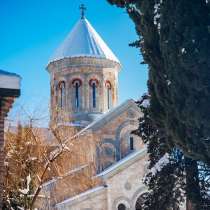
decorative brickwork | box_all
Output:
[47,57,121,126]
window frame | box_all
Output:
[89,79,99,109]
[72,78,82,109]
[58,81,65,109]
[105,81,112,110]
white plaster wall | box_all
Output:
[105,155,148,210]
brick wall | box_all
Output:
[0,110,5,209]
[0,97,16,208]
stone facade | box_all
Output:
[47,57,120,126]
[38,99,147,210]
[54,149,148,210]
[40,16,149,210]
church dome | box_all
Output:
[48,18,120,65]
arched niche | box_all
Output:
[115,120,139,159]
[96,140,117,172]
[112,196,131,210]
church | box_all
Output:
[38,6,148,210]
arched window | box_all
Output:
[93,83,96,108]
[106,81,112,109]
[130,136,134,151]
[58,81,65,109]
[100,142,116,171]
[118,203,126,210]
[89,79,99,108]
[72,79,82,109]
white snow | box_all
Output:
[19,174,31,195]
[42,164,88,187]
[49,18,120,64]
[141,99,150,108]
[55,186,105,208]
[27,157,37,162]
[97,148,147,178]
[181,48,186,54]
[0,70,21,90]
[167,80,171,86]
[150,153,170,176]
[153,3,161,33]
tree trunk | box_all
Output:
[185,157,201,210]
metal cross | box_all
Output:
[79,4,86,19]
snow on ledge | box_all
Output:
[0,70,21,90]
[96,148,147,179]
[55,185,106,208]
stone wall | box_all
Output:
[48,57,120,125]
[105,155,148,210]
[55,186,108,210]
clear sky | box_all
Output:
[0,0,148,125]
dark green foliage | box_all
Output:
[107,0,210,164]
[184,157,202,210]
[198,162,210,209]
[136,96,185,210]
[136,97,210,210]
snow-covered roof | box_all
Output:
[96,148,147,179]
[55,185,106,209]
[0,69,21,90]
[48,18,120,65]
[82,99,142,131]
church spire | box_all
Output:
[79,4,86,19]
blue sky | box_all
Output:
[0,0,148,125]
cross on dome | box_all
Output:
[79,4,86,19]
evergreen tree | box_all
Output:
[136,96,210,210]
[135,95,185,210]
[107,0,210,164]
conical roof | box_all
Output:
[48,18,120,64]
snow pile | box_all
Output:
[150,153,170,176]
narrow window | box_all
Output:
[130,136,134,150]
[92,82,96,108]
[72,79,82,109]
[89,79,98,109]
[75,82,79,108]
[106,81,112,109]
[107,88,110,109]
[58,81,65,109]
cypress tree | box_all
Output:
[107,0,210,164]
[136,96,210,210]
